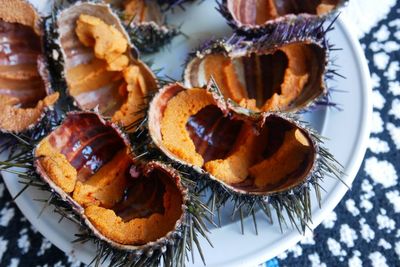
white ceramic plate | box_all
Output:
[2,1,372,266]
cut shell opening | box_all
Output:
[57,2,157,127]
[226,0,341,26]
[35,112,185,246]
[185,42,326,112]
[0,0,58,133]
[149,84,317,195]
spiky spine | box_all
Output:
[125,22,180,54]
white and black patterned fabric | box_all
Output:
[0,1,399,266]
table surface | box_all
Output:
[1,0,399,267]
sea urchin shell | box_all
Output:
[51,2,157,128]
[184,33,328,113]
[0,0,59,133]
[34,111,187,250]
[149,83,319,195]
[218,0,347,34]
[148,82,343,230]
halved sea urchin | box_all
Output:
[147,82,343,231]
[2,111,212,266]
[0,0,59,133]
[217,0,347,35]
[184,22,330,113]
[47,1,157,129]
[34,111,186,248]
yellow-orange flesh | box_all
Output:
[199,43,323,112]
[228,0,340,25]
[160,89,314,192]
[65,14,156,128]
[35,114,183,245]
[0,18,59,132]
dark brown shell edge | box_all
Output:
[147,81,344,233]
[216,0,349,36]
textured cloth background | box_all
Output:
[0,1,399,266]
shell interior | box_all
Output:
[149,84,316,195]
[185,42,326,112]
[0,0,58,133]
[226,0,341,26]
[56,2,156,127]
[35,112,184,247]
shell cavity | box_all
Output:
[218,0,347,34]
[0,0,59,133]
[54,2,157,128]
[34,111,187,249]
[148,83,319,196]
[184,35,328,113]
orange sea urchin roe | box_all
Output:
[85,180,182,245]
[0,18,59,133]
[203,126,260,184]
[160,89,216,167]
[36,144,183,245]
[160,89,259,184]
[72,150,131,208]
[76,14,129,71]
[249,128,311,189]
[66,14,155,128]
[35,117,183,246]
[160,89,313,191]
[35,138,78,193]
[0,93,59,133]
[200,43,315,112]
